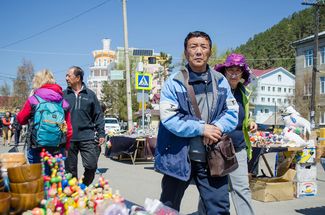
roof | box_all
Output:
[251,67,295,79]
[152,93,160,104]
[251,68,276,77]
[292,31,325,46]
[262,112,284,126]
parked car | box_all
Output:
[104,117,121,134]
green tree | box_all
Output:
[234,7,325,71]
[159,52,173,81]
[101,58,137,121]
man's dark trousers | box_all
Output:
[14,128,21,147]
[160,161,230,215]
[65,140,101,186]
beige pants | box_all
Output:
[2,128,12,145]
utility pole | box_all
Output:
[122,0,133,130]
[301,0,325,130]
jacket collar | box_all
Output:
[67,82,88,94]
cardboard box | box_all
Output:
[295,163,317,182]
[296,181,317,197]
[250,169,296,202]
[295,147,316,164]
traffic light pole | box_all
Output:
[122,0,133,130]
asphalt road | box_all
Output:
[1,140,325,215]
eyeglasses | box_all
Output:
[226,71,243,78]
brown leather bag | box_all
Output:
[181,70,238,177]
[206,135,238,177]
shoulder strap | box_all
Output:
[181,70,201,120]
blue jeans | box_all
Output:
[160,160,230,215]
[27,146,65,175]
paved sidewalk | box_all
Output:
[1,141,325,215]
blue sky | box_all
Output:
[0,0,306,89]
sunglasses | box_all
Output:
[226,71,243,78]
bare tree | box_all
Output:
[0,82,11,96]
[13,59,34,107]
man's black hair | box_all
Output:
[70,66,84,82]
[184,31,212,50]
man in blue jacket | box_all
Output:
[155,31,239,215]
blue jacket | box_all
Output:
[154,67,239,181]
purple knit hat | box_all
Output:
[214,53,251,86]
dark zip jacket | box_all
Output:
[63,83,105,142]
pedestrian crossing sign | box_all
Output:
[135,72,152,90]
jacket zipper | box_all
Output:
[75,94,79,110]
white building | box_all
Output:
[88,39,116,100]
[250,67,295,124]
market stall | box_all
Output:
[0,150,177,215]
[248,106,320,201]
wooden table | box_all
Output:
[108,136,155,165]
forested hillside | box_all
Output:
[233,7,325,73]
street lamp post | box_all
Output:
[122,0,133,130]
[301,0,325,129]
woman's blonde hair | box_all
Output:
[32,69,56,90]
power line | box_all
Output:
[0,49,89,56]
[0,0,111,49]
[0,74,15,80]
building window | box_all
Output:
[272,98,275,102]
[321,77,325,94]
[261,97,265,102]
[321,47,325,64]
[273,87,275,92]
[252,98,255,103]
[277,98,281,103]
[278,87,281,93]
[305,49,313,67]
[289,88,291,93]
[284,88,286,93]
[320,112,325,125]
[104,59,107,66]
[278,75,282,82]
[268,98,270,102]
[268,86,271,91]
[261,109,264,113]
[284,98,287,104]
[261,86,265,91]
[265,109,269,113]
[304,83,312,96]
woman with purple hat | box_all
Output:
[215,53,256,215]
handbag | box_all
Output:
[206,135,238,177]
[181,70,238,177]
